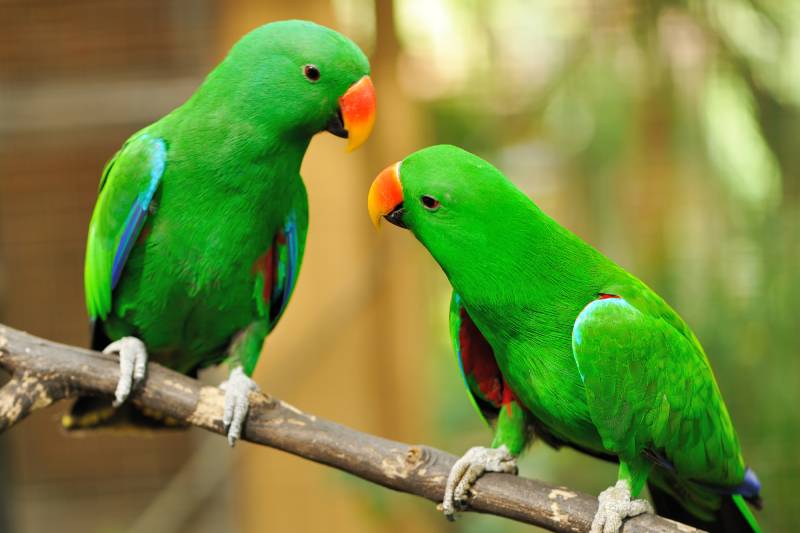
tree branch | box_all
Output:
[0,324,698,533]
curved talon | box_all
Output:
[220,367,260,447]
[441,445,517,520]
[590,480,653,533]
[103,336,148,407]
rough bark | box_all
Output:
[0,323,699,533]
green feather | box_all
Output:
[732,494,762,533]
[391,144,761,530]
[85,20,368,379]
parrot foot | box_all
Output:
[103,336,148,407]
[220,367,260,447]
[590,479,653,533]
[440,445,517,520]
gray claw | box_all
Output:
[441,445,517,519]
[103,336,148,407]
[220,367,260,446]
[590,480,653,533]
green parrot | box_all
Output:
[367,145,762,533]
[69,20,376,445]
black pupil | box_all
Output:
[422,195,439,209]
[305,65,320,81]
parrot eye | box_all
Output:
[303,64,321,82]
[421,195,440,210]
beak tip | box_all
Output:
[368,201,383,230]
[367,161,403,232]
[340,76,376,153]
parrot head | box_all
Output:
[367,145,535,274]
[199,20,375,151]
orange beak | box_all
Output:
[367,162,404,228]
[339,76,376,152]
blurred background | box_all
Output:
[0,0,798,532]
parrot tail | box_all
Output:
[61,321,187,433]
[62,396,186,432]
[648,469,762,533]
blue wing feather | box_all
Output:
[111,197,147,289]
[110,136,165,289]
[452,293,471,391]
[282,212,298,307]
[268,210,300,330]
[84,134,166,320]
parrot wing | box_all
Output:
[261,197,307,333]
[84,133,167,321]
[240,186,307,376]
[449,292,509,426]
[570,290,746,488]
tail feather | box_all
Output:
[90,319,112,352]
[648,481,762,533]
[62,396,186,432]
[649,482,718,531]
[63,320,186,433]
[725,495,762,533]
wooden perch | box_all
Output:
[0,323,698,533]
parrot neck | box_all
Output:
[438,203,613,337]
[178,101,310,164]
[159,94,311,199]
[178,66,320,161]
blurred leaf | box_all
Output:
[701,67,781,213]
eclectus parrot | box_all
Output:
[367,145,761,533]
[72,20,376,445]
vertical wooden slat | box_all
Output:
[0,2,217,532]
